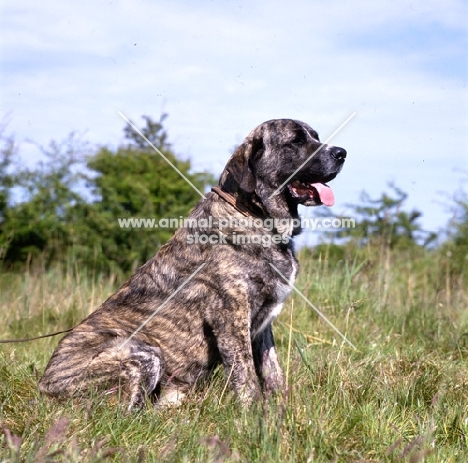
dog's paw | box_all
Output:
[236,383,262,407]
[156,388,186,409]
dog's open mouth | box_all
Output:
[288,180,335,206]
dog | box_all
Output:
[39,119,346,410]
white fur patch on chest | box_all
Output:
[274,264,297,303]
[253,264,297,338]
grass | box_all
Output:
[0,244,467,462]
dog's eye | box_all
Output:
[288,131,307,145]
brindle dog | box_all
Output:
[39,119,347,410]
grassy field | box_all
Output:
[0,244,467,462]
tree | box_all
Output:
[444,186,468,275]
[123,114,170,151]
[0,133,87,265]
[73,115,215,272]
[319,183,436,249]
[0,115,215,273]
[0,125,15,259]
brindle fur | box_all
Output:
[39,119,346,410]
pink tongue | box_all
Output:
[311,183,335,206]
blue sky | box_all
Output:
[1,0,467,244]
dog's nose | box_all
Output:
[330,147,347,161]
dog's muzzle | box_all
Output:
[287,146,347,207]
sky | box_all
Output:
[1,0,467,245]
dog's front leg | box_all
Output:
[214,324,261,406]
[252,324,285,394]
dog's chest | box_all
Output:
[274,263,297,303]
[252,259,298,338]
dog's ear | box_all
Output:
[226,135,264,193]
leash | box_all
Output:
[0,328,73,344]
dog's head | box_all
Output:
[219,119,347,223]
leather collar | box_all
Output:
[211,186,260,218]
